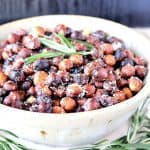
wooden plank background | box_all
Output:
[0,0,150,27]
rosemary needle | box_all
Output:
[24,33,92,64]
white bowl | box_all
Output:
[0,15,150,147]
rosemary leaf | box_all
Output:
[54,33,76,52]
[39,37,72,54]
[24,52,63,65]
[0,130,33,150]
[124,143,150,149]
[0,129,18,138]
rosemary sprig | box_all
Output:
[24,33,93,64]
[54,33,76,52]
[0,129,33,150]
[24,51,64,65]
[72,98,150,150]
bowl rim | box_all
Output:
[0,14,150,117]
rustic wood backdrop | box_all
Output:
[0,0,150,26]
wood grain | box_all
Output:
[0,0,150,26]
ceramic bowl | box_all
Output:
[0,15,150,147]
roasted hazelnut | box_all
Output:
[18,48,32,58]
[7,33,20,43]
[84,62,96,76]
[35,84,52,96]
[98,94,113,106]
[73,42,87,51]
[95,89,105,97]
[107,72,116,80]
[57,71,70,83]
[9,43,20,53]
[45,72,61,86]
[135,65,147,78]
[112,40,125,51]
[91,30,106,40]
[60,97,76,111]
[94,81,103,88]
[12,58,24,69]
[52,106,65,113]
[129,76,143,92]
[38,102,47,113]
[100,43,113,54]
[3,91,25,108]
[69,54,83,66]
[113,90,126,102]
[2,50,12,60]
[9,70,25,82]
[26,96,36,104]
[103,80,117,92]
[83,84,96,97]
[22,35,40,49]
[121,64,135,77]
[91,48,104,59]
[21,80,32,90]
[3,80,17,91]
[0,71,7,87]
[72,74,89,85]
[86,35,99,47]
[55,24,71,35]
[55,86,65,97]
[121,58,134,67]
[52,99,60,106]
[104,55,116,66]
[0,40,8,48]
[123,87,133,99]
[82,98,101,111]
[32,26,45,37]
[134,56,145,65]
[115,49,127,61]
[92,67,108,81]
[117,78,128,87]
[52,56,63,66]
[27,86,36,96]
[15,28,27,36]
[33,59,50,71]
[66,83,83,97]
[77,98,86,106]
[58,59,73,71]
[23,64,34,75]
[71,31,85,40]
[125,49,134,60]
[33,71,48,85]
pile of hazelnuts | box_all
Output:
[0,24,147,113]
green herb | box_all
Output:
[38,37,73,54]
[24,33,93,64]
[24,51,64,65]
[71,98,150,150]
[0,129,33,150]
[54,33,76,52]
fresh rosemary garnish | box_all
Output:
[0,129,33,150]
[71,98,150,150]
[24,33,93,64]
[24,51,64,65]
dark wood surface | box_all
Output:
[0,0,150,27]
